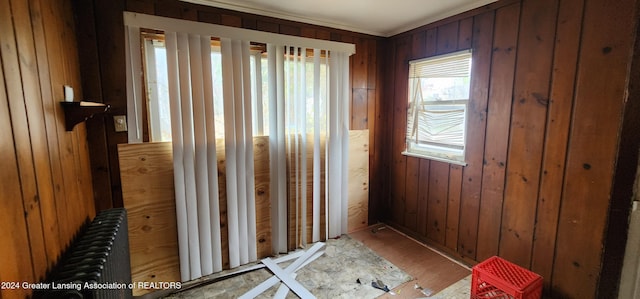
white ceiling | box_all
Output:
[180,0,498,37]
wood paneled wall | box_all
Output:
[73,0,384,218]
[382,0,639,298]
[0,0,96,296]
[73,0,639,297]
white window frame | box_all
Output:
[402,50,472,166]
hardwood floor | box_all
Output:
[349,224,471,298]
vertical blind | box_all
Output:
[124,12,354,282]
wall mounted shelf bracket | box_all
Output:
[61,101,111,131]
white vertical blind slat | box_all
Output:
[200,36,223,273]
[327,51,350,238]
[267,44,281,254]
[177,33,202,280]
[221,37,241,268]
[165,31,190,282]
[339,52,350,235]
[276,45,287,252]
[242,41,258,262]
[312,49,321,243]
[327,50,341,238]
[300,48,308,247]
[231,39,249,265]
[189,34,213,276]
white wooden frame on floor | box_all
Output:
[239,242,325,299]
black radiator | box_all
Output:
[35,208,133,299]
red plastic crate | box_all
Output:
[471,256,543,299]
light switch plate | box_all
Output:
[113,115,127,132]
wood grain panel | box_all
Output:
[93,0,127,209]
[60,0,96,225]
[552,0,637,296]
[404,157,420,231]
[351,88,368,130]
[445,165,463,251]
[367,39,378,89]
[436,21,460,54]
[499,0,557,268]
[30,0,71,251]
[348,130,370,232]
[0,47,34,299]
[427,161,449,244]
[457,18,473,50]
[531,0,584,290]
[457,11,494,260]
[42,0,83,245]
[0,0,47,279]
[369,39,384,225]
[119,142,180,296]
[352,38,368,89]
[390,36,411,225]
[382,0,638,296]
[425,29,437,57]
[0,0,95,293]
[475,3,520,262]
[215,138,229,269]
[405,30,428,234]
[73,0,113,212]
[417,160,430,237]
[253,137,271,258]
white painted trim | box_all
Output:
[263,258,315,298]
[402,151,468,167]
[123,12,355,54]
[239,242,325,299]
[274,272,297,299]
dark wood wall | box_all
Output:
[382,0,640,298]
[0,0,96,297]
[73,0,384,218]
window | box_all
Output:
[403,50,472,165]
[141,33,329,143]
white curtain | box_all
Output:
[268,46,350,252]
[220,38,258,267]
[165,31,223,281]
[124,12,353,282]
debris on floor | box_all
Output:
[371,225,387,234]
[239,242,325,299]
[414,283,434,297]
[372,279,390,292]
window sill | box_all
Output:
[401,151,468,167]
